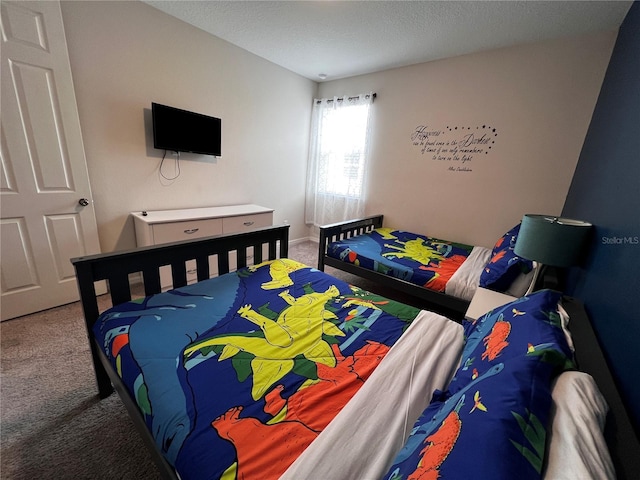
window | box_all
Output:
[305,93,374,226]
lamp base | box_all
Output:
[525,264,564,295]
[542,265,561,291]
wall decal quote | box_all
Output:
[411,125,498,172]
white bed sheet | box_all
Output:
[445,245,492,301]
[282,311,615,480]
[281,310,465,480]
[543,371,614,480]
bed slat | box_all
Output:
[253,244,263,264]
[171,262,188,288]
[237,247,247,269]
[218,253,230,275]
[109,273,133,306]
[142,267,162,296]
[195,255,210,282]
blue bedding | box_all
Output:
[383,290,575,480]
[92,259,422,480]
[327,228,474,292]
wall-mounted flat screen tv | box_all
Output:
[152,102,221,156]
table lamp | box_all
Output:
[514,214,593,295]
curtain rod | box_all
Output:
[315,93,376,105]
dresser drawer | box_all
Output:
[131,205,273,290]
[152,218,223,244]
[223,212,273,234]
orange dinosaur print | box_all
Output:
[421,254,468,292]
[213,342,390,479]
[264,342,390,431]
[264,385,286,416]
[490,249,507,263]
[481,320,511,361]
[211,405,317,480]
[408,410,462,480]
[111,333,129,357]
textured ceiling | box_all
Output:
[143,0,631,81]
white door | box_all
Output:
[1,0,103,321]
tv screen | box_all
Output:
[152,103,221,156]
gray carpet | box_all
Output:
[1,280,162,479]
[0,241,439,479]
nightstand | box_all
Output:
[465,287,517,321]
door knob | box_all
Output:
[78,198,89,206]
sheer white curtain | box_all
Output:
[305,93,374,227]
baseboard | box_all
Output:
[290,236,318,246]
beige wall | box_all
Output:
[61,1,316,252]
[61,0,616,252]
[318,31,616,248]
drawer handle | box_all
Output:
[243,221,254,226]
[184,228,200,234]
[186,268,197,275]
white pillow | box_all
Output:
[543,371,614,479]
[557,302,575,353]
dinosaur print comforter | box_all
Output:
[284,290,585,480]
[327,228,491,300]
[93,259,423,480]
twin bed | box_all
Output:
[318,214,534,315]
[72,224,637,479]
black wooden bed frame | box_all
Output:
[72,224,639,479]
[317,214,472,314]
[72,224,289,479]
[562,299,640,479]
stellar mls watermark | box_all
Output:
[601,235,639,245]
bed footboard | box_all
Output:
[317,214,384,271]
[72,224,290,398]
[71,225,288,479]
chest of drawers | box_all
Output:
[132,205,273,288]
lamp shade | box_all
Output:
[514,214,592,267]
